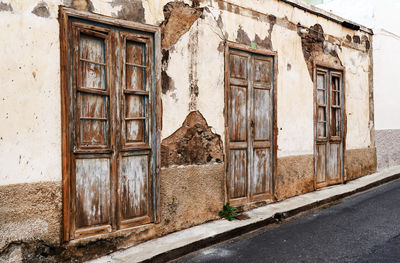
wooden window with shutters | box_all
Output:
[314,64,345,189]
[60,8,161,241]
[225,42,277,207]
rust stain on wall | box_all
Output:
[161,111,223,167]
[32,2,50,18]
[161,1,203,49]
[110,0,145,23]
[298,24,343,78]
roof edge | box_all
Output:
[279,0,374,35]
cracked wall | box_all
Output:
[0,0,376,261]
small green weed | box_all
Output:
[218,202,238,221]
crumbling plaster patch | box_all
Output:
[298,23,343,78]
[0,2,12,12]
[63,0,94,12]
[161,1,203,49]
[109,0,144,23]
[160,5,226,141]
[161,111,223,167]
[31,2,50,18]
[235,14,276,50]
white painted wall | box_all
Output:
[318,0,400,130]
[0,1,62,186]
[0,0,374,186]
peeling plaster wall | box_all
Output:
[0,0,375,260]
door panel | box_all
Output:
[67,20,156,239]
[72,25,113,237]
[253,89,271,141]
[229,86,247,141]
[327,143,341,183]
[119,154,151,222]
[227,48,274,205]
[228,51,250,204]
[252,149,271,195]
[118,33,153,229]
[250,56,273,200]
[316,144,326,184]
[229,150,247,199]
[230,54,248,80]
[75,158,111,228]
[315,68,343,188]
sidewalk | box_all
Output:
[89,166,400,263]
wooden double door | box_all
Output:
[314,67,344,188]
[225,45,275,206]
[62,16,158,240]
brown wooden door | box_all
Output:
[226,47,274,206]
[118,33,154,229]
[315,67,344,188]
[68,20,155,239]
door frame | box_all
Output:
[59,7,162,242]
[224,41,278,206]
[312,62,346,189]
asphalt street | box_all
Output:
[175,178,400,263]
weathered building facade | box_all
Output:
[0,0,376,261]
[317,0,400,170]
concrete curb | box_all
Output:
[89,166,400,263]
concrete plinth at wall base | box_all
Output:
[89,166,400,263]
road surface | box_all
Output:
[175,178,400,263]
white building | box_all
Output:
[317,0,400,169]
[0,0,377,261]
